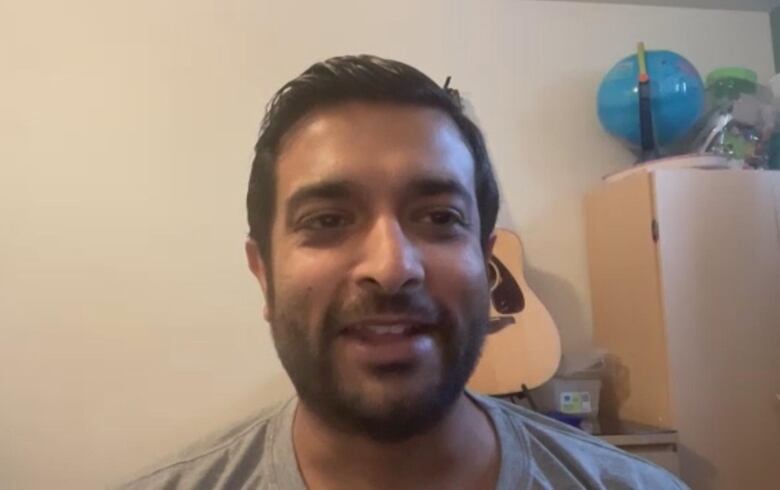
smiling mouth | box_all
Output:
[340,320,435,343]
[336,317,440,366]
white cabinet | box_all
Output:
[584,169,780,489]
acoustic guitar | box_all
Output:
[467,228,561,395]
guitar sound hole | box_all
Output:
[488,256,525,314]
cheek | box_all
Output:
[272,250,346,325]
[426,247,490,308]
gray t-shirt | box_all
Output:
[122,392,687,489]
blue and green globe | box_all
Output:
[597,50,705,152]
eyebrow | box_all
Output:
[404,176,473,204]
[285,179,359,224]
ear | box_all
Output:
[483,232,497,264]
[483,232,504,335]
[245,238,271,322]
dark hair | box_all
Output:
[247,54,499,265]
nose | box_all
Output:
[353,216,424,294]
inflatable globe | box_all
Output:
[597,50,705,152]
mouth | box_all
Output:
[338,318,438,364]
[341,322,432,342]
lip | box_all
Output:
[338,316,438,365]
[340,316,435,333]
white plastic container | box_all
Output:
[532,377,602,417]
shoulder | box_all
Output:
[119,399,293,490]
[471,393,688,490]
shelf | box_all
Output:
[536,0,777,13]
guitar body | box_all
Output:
[467,228,561,395]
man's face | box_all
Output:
[247,101,493,441]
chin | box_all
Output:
[325,371,463,441]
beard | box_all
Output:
[268,285,490,443]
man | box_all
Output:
[124,55,686,489]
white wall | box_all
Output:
[1,1,773,487]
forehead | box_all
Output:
[274,101,476,205]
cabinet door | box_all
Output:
[654,169,780,490]
[585,172,673,427]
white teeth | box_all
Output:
[366,325,409,335]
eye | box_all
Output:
[300,212,352,230]
[422,209,466,227]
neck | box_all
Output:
[292,392,499,489]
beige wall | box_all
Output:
[0,1,773,487]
